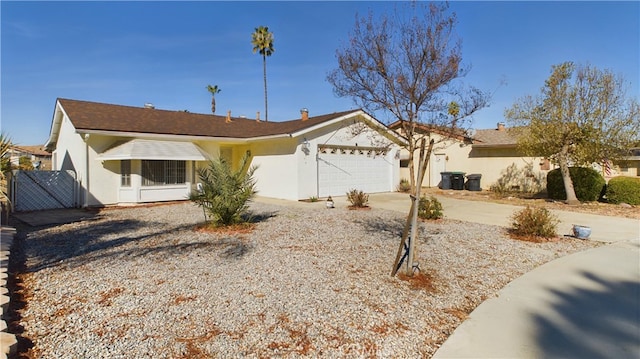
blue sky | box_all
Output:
[2,1,638,145]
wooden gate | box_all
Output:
[10,170,79,211]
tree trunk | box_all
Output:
[407,139,427,276]
[263,54,268,122]
[559,144,580,205]
[408,150,416,193]
[211,97,216,114]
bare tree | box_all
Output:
[506,62,640,204]
[328,2,489,276]
[327,2,489,192]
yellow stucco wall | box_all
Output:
[400,133,550,192]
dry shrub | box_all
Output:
[509,205,559,240]
[346,189,369,208]
[418,196,443,220]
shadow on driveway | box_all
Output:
[534,270,640,358]
[12,208,102,227]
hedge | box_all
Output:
[546,167,605,202]
[605,176,640,205]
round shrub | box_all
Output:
[418,196,443,220]
[546,167,605,202]
[510,206,559,239]
[605,176,640,205]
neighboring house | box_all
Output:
[391,121,550,191]
[604,147,640,178]
[7,145,52,170]
[45,98,404,207]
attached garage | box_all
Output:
[317,145,394,198]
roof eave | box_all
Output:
[76,129,292,143]
[44,99,66,151]
[289,110,407,146]
[471,143,518,149]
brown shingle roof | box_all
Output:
[11,145,51,156]
[388,119,523,147]
[388,120,472,142]
[472,128,519,147]
[58,98,358,139]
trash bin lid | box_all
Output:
[440,171,452,175]
[451,171,466,175]
[466,174,482,178]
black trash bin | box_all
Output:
[440,172,453,189]
[466,174,482,191]
[450,172,466,190]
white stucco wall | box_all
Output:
[51,111,93,206]
[249,138,299,201]
[251,118,401,201]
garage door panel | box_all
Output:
[318,153,391,197]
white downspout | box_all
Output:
[83,133,90,207]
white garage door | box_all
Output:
[318,149,392,198]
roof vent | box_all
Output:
[144,103,155,109]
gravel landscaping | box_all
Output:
[12,201,600,358]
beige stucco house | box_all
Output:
[391,121,551,191]
[45,98,405,207]
[392,119,640,192]
[7,145,52,170]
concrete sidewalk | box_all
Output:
[363,192,639,244]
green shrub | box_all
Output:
[605,176,640,205]
[308,196,319,202]
[510,206,559,238]
[418,196,443,220]
[546,167,605,202]
[397,178,411,193]
[189,154,258,227]
[346,189,369,207]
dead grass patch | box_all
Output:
[194,222,256,235]
[397,271,437,293]
[508,232,561,243]
[173,295,197,305]
[97,287,125,306]
[444,307,470,321]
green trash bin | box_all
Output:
[450,172,465,190]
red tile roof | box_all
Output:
[57,98,359,139]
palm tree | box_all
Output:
[1,133,12,218]
[206,84,221,114]
[251,26,274,122]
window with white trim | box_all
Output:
[141,160,186,186]
[121,160,131,187]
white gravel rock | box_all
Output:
[15,201,599,358]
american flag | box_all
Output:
[603,159,611,176]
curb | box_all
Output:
[0,227,17,358]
